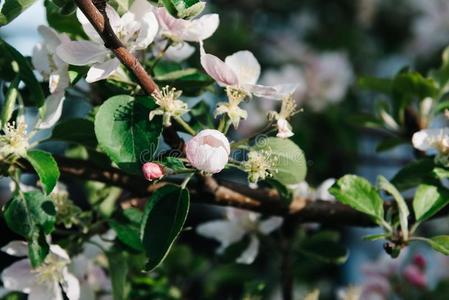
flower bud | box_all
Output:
[403,265,427,288]
[185,129,230,173]
[142,162,164,181]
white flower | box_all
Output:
[196,207,283,264]
[31,25,70,129]
[412,128,449,155]
[149,86,189,126]
[185,129,230,173]
[0,120,30,159]
[1,241,80,300]
[242,150,278,185]
[291,178,336,201]
[215,87,248,128]
[155,7,219,42]
[200,42,297,99]
[269,95,299,138]
[56,0,158,83]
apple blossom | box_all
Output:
[412,127,449,154]
[199,42,297,99]
[1,241,80,300]
[403,265,427,288]
[56,0,158,83]
[242,149,278,186]
[196,207,283,264]
[268,95,299,138]
[149,86,189,127]
[142,162,165,181]
[291,178,336,201]
[0,120,29,159]
[185,129,230,173]
[215,87,248,128]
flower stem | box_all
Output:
[217,116,226,132]
[181,172,195,189]
[174,116,196,136]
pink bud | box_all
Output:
[403,265,427,289]
[142,162,164,181]
[185,129,230,173]
[413,254,426,270]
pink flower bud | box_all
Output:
[403,265,427,289]
[185,129,230,173]
[413,254,426,270]
[142,162,164,181]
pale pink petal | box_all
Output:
[50,245,71,262]
[76,9,102,43]
[29,281,63,300]
[236,235,259,264]
[86,58,120,83]
[276,118,294,138]
[38,92,66,129]
[196,220,246,253]
[1,259,35,293]
[56,41,109,66]
[258,217,283,234]
[105,5,122,33]
[225,50,260,85]
[199,43,238,86]
[178,14,219,42]
[37,25,63,51]
[129,0,156,20]
[165,42,195,62]
[248,83,298,100]
[1,241,28,257]
[32,44,51,76]
[133,12,159,50]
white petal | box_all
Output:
[32,44,51,76]
[315,178,336,201]
[29,281,63,300]
[196,220,246,253]
[37,25,64,51]
[249,83,298,100]
[38,92,66,129]
[132,12,159,50]
[86,58,120,83]
[105,5,122,33]
[276,118,294,138]
[412,128,449,152]
[49,66,70,93]
[76,9,102,42]
[50,244,71,262]
[236,235,259,264]
[129,0,156,20]
[165,43,195,62]
[258,217,283,234]
[1,259,35,293]
[62,270,81,300]
[199,42,238,86]
[56,41,109,66]
[179,14,219,42]
[1,241,29,257]
[225,51,260,85]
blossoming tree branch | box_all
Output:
[1,0,449,299]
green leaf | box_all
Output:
[253,137,307,185]
[378,176,409,240]
[330,175,384,223]
[391,158,436,191]
[160,0,205,18]
[95,95,162,174]
[3,191,56,266]
[1,75,19,128]
[413,184,449,222]
[26,150,60,194]
[106,249,129,300]
[298,231,348,264]
[425,236,449,255]
[0,0,37,26]
[140,185,190,271]
[0,38,45,106]
[50,118,97,148]
[433,167,449,179]
[109,208,143,252]
[376,137,405,152]
[44,0,85,37]
[189,100,214,131]
[357,76,392,94]
[160,156,185,172]
[362,233,387,241]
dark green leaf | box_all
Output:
[391,158,436,191]
[298,231,348,264]
[44,0,85,37]
[95,95,162,174]
[140,185,190,271]
[189,100,214,131]
[376,137,405,152]
[0,0,37,26]
[330,175,384,222]
[109,209,143,252]
[357,76,392,94]
[413,184,449,222]
[106,249,129,300]
[160,156,185,171]
[50,118,97,148]
[26,150,60,194]
[0,38,45,106]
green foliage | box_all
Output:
[160,0,205,19]
[107,248,129,300]
[391,158,436,191]
[26,150,60,194]
[425,236,449,255]
[95,95,162,174]
[0,75,19,128]
[0,0,37,26]
[254,137,307,185]
[413,184,449,222]
[109,208,144,252]
[0,38,45,107]
[50,118,97,148]
[298,231,348,264]
[160,156,185,172]
[140,185,190,271]
[189,100,215,130]
[3,191,56,266]
[44,0,85,37]
[330,175,384,223]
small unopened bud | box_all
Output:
[403,265,427,288]
[413,254,426,270]
[142,162,164,181]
